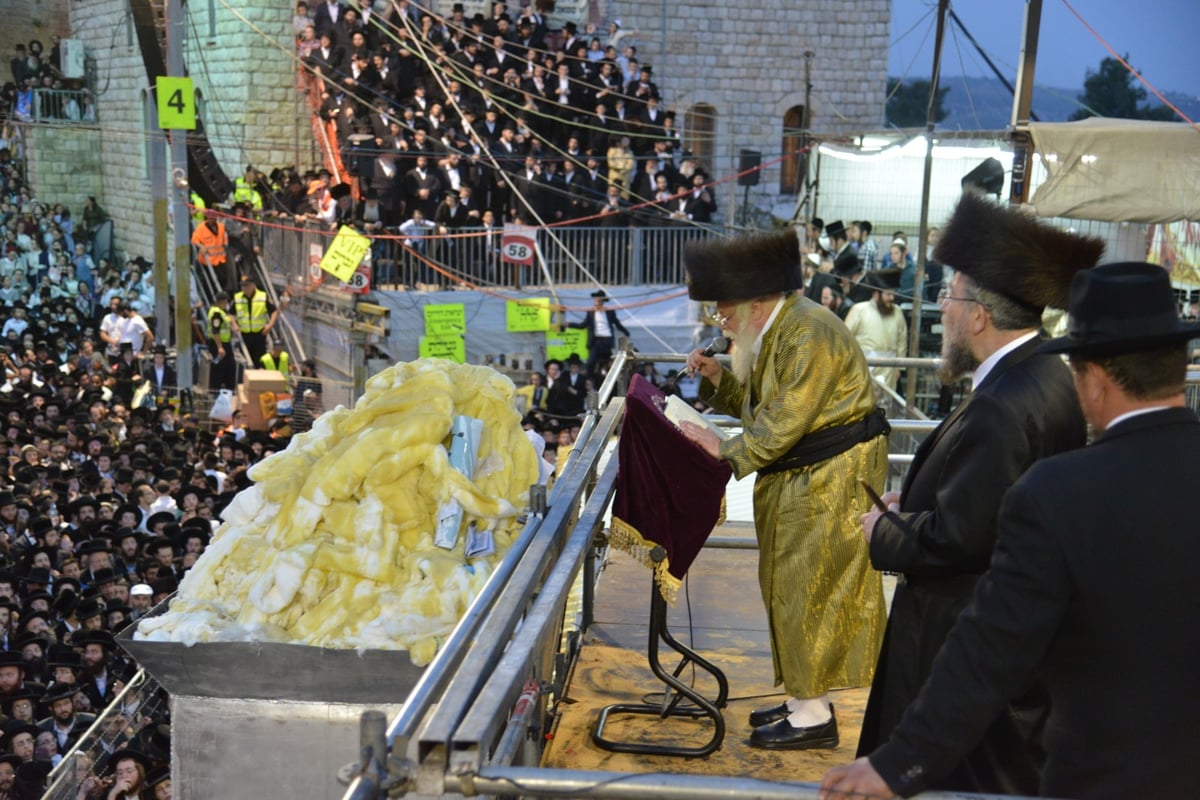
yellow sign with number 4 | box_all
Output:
[156,77,196,130]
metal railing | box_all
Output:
[343,352,1200,799]
[28,88,97,124]
[261,221,721,290]
[44,669,169,800]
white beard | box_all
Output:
[727,321,759,385]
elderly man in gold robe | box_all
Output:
[679,229,889,750]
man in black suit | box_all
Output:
[825,220,870,303]
[568,289,631,381]
[140,344,177,405]
[546,354,587,418]
[823,260,1200,799]
[312,0,345,39]
[853,192,1102,794]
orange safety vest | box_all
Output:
[191,221,228,266]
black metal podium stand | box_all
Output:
[592,551,729,758]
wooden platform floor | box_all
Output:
[543,523,886,782]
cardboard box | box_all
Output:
[237,386,270,431]
[243,368,290,396]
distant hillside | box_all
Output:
[930,76,1200,130]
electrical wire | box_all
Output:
[947,22,982,130]
[1058,0,1199,131]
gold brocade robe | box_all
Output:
[702,294,887,697]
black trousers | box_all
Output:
[242,331,267,369]
[586,336,614,380]
[208,340,237,391]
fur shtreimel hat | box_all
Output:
[934,191,1105,311]
[684,229,803,302]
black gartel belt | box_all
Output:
[758,407,890,476]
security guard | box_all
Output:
[260,338,291,377]
[190,213,230,291]
[206,292,238,390]
[231,165,264,212]
[232,275,278,368]
[189,191,207,224]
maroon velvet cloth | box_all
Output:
[613,375,732,584]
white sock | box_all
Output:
[786,694,832,727]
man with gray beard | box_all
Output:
[679,229,889,750]
[853,192,1102,793]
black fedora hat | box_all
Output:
[1041,262,1200,357]
[824,220,848,240]
[861,267,902,292]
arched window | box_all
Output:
[780,105,806,194]
[684,104,717,172]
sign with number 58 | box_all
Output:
[501,224,536,266]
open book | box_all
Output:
[663,394,732,440]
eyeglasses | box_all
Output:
[707,308,730,328]
[937,288,983,308]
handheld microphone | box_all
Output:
[701,336,729,357]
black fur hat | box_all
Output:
[934,192,1105,311]
[684,229,803,302]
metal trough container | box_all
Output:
[120,632,423,799]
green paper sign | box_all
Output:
[424,303,466,336]
[545,327,589,363]
[506,297,552,332]
[419,335,466,363]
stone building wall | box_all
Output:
[607,0,890,214]
[68,0,158,259]
[64,0,303,259]
[24,125,104,219]
[184,1,307,174]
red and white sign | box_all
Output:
[501,224,537,266]
[308,243,324,287]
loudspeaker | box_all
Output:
[738,149,761,187]
[961,158,1005,196]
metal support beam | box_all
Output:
[167,0,193,387]
[441,766,1025,800]
[905,0,949,411]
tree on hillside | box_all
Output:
[886,78,950,128]
[1069,55,1176,121]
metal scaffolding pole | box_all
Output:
[167,0,193,387]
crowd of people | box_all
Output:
[194,0,718,290]
[0,133,324,797]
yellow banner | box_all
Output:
[321,226,372,283]
[419,335,466,363]
[545,327,589,362]
[506,297,551,332]
[424,303,466,336]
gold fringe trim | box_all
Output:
[610,516,683,604]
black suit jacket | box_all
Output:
[312,1,345,36]
[547,371,586,417]
[141,364,178,398]
[859,335,1086,792]
[569,309,630,348]
[872,407,1200,798]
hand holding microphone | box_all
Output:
[686,335,728,381]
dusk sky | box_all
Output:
[889,1,1200,101]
